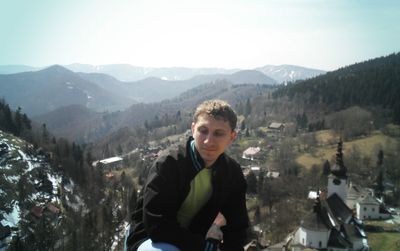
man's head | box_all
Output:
[192,100,237,167]
[193,99,237,131]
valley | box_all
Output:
[1,53,400,250]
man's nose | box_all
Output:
[204,133,214,144]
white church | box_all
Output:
[289,140,388,251]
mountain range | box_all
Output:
[0,62,324,143]
[35,80,269,143]
[0,65,278,116]
[0,63,325,83]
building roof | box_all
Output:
[99,156,123,165]
[266,171,280,178]
[31,205,44,218]
[326,193,353,224]
[358,194,379,205]
[46,202,61,214]
[268,122,284,129]
[243,147,261,156]
[327,228,352,248]
[342,223,364,242]
[300,209,331,231]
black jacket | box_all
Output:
[127,137,249,251]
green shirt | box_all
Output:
[177,167,213,228]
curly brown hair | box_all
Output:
[193,99,237,130]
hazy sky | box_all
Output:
[1,0,399,70]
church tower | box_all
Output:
[327,140,349,201]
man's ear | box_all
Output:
[191,122,196,135]
[230,130,237,143]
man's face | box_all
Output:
[191,114,237,167]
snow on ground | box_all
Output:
[0,201,21,228]
[48,173,62,195]
[63,178,75,193]
[65,192,88,213]
[28,192,41,202]
[5,175,19,183]
[111,221,129,251]
[18,149,36,173]
[1,164,12,170]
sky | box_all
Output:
[0,0,399,71]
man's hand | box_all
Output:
[206,223,223,241]
[206,212,226,241]
[213,212,226,227]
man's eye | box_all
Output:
[214,131,225,137]
[198,128,208,134]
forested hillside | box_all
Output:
[273,53,400,122]
[1,99,135,250]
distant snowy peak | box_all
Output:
[64,64,238,82]
[255,64,326,83]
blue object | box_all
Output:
[137,239,181,251]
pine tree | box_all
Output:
[14,107,23,136]
[245,98,252,117]
[375,150,385,198]
[323,160,331,176]
[246,171,258,194]
[241,120,246,131]
[41,123,49,144]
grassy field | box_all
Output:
[296,130,399,169]
[295,153,325,168]
[315,130,336,145]
[367,232,400,251]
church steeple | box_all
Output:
[331,139,347,178]
[327,139,348,201]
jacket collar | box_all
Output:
[188,137,204,172]
[187,136,224,173]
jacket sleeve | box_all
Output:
[220,165,249,251]
[142,156,216,251]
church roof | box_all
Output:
[326,193,354,224]
[301,199,333,231]
[342,223,364,241]
[328,228,352,248]
[300,209,333,231]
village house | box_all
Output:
[93,156,123,170]
[266,171,280,179]
[266,122,285,140]
[356,195,390,221]
[268,122,285,131]
[346,184,390,220]
[242,147,261,160]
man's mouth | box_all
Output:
[202,148,216,152]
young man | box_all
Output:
[126,100,249,251]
